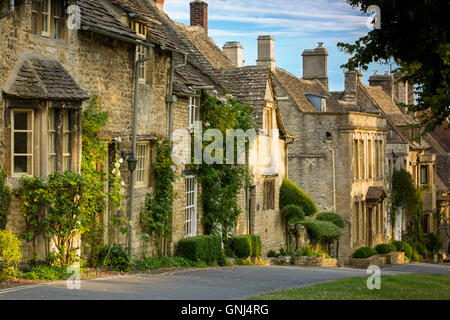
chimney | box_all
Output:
[343,70,361,103]
[369,71,394,99]
[190,0,208,35]
[392,73,415,105]
[223,42,244,67]
[302,43,329,90]
[257,35,275,69]
[154,0,165,10]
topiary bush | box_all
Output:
[353,246,378,259]
[315,212,346,228]
[281,205,305,223]
[279,178,317,216]
[393,241,413,259]
[375,243,397,254]
[177,235,222,263]
[299,220,342,245]
[249,235,262,257]
[230,236,252,258]
[0,230,22,281]
[96,244,131,272]
[0,171,11,230]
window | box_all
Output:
[185,176,198,237]
[420,165,428,185]
[136,142,150,187]
[305,94,326,112]
[358,139,365,179]
[31,0,63,39]
[48,109,56,173]
[263,107,273,136]
[130,20,147,83]
[12,110,34,176]
[62,110,71,171]
[353,139,359,180]
[263,180,275,210]
[368,140,373,179]
[189,96,200,129]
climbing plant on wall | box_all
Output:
[0,171,11,230]
[140,138,175,257]
[191,91,256,238]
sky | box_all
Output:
[164,0,394,92]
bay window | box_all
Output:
[12,110,34,176]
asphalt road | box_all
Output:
[0,263,448,300]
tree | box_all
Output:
[338,0,450,136]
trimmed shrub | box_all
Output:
[0,230,22,281]
[281,205,305,223]
[375,243,397,254]
[250,235,262,257]
[393,241,413,259]
[315,212,346,228]
[267,250,279,258]
[279,178,317,216]
[354,246,378,259]
[230,236,252,258]
[96,244,131,272]
[177,235,222,263]
[0,171,11,230]
[299,220,342,245]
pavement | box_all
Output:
[0,263,448,300]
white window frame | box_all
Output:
[135,141,150,187]
[41,0,51,37]
[131,20,147,83]
[48,109,57,173]
[62,110,71,171]
[188,96,200,129]
[185,175,198,238]
[12,109,34,177]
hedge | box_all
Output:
[315,212,346,228]
[279,178,317,216]
[393,241,413,259]
[230,235,262,258]
[177,235,222,263]
[96,244,131,272]
[354,246,378,259]
[0,230,22,281]
[299,220,342,245]
[375,243,397,254]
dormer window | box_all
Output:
[130,20,148,83]
[31,0,64,39]
[305,93,327,112]
[130,20,147,39]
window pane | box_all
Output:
[14,112,30,130]
[14,156,30,173]
[14,132,31,154]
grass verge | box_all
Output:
[248,274,450,300]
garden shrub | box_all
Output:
[297,245,321,257]
[230,236,252,258]
[411,248,423,262]
[266,250,279,258]
[281,205,305,223]
[393,241,413,259]
[354,246,378,259]
[250,235,261,257]
[315,212,346,228]
[279,178,317,216]
[410,241,429,257]
[21,265,69,280]
[177,235,222,263]
[0,171,11,230]
[0,230,22,281]
[424,233,442,254]
[375,243,397,254]
[299,220,342,245]
[96,244,131,272]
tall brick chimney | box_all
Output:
[190,0,208,35]
[302,43,329,90]
[369,71,394,99]
[154,0,165,10]
[257,35,276,69]
[223,42,244,67]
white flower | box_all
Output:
[212,90,218,95]
[170,165,176,172]
[205,122,211,127]
[119,158,124,164]
[121,181,125,186]
[112,168,117,174]
[115,162,120,168]
[117,171,121,177]
[120,188,125,195]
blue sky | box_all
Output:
[164,0,393,92]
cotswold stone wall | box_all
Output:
[0,2,197,261]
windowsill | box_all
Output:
[30,33,68,48]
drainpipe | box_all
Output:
[0,0,15,38]
[162,45,188,141]
[327,144,336,212]
[128,46,153,258]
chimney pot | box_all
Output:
[154,0,165,10]
[190,0,208,35]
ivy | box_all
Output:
[0,171,11,230]
[391,169,427,244]
[140,138,175,257]
[191,91,256,238]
